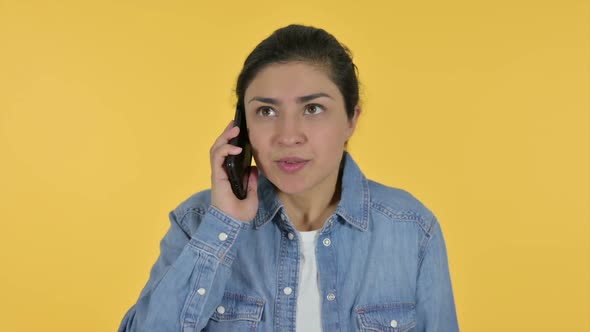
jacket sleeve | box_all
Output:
[118,204,249,332]
[415,218,460,332]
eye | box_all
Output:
[304,104,325,115]
[256,106,277,117]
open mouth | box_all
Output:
[276,158,308,173]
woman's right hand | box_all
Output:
[210,120,259,222]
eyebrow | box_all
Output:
[247,93,333,105]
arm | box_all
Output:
[118,205,248,332]
[119,119,259,331]
[415,219,460,332]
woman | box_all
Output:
[119,24,459,332]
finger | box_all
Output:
[211,143,242,169]
[210,144,243,180]
[210,125,240,155]
[212,121,238,149]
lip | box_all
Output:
[276,157,309,174]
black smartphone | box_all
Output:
[223,104,253,200]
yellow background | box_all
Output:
[1,0,588,331]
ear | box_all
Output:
[345,105,362,140]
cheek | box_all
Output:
[248,120,279,148]
[313,123,349,146]
[248,130,270,161]
[249,126,264,143]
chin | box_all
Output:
[266,173,311,195]
[277,184,310,195]
[274,177,307,193]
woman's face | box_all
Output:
[244,61,360,196]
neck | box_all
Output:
[277,165,343,232]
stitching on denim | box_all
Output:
[362,171,370,230]
[208,205,249,230]
[356,302,416,331]
[356,302,416,313]
[335,171,370,231]
[172,210,191,237]
[370,201,436,236]
[274,234,289,331]
[415,225,434,295]
[210,208,243,265]
[176,205,205,224]
[371,202,425,226]
[417,214,438,267]
[371,202,421,221]
[187,240,234,268]
[180,252,210,326]
[209,291,265,322]
[174,205,207,238]
[254,203,282,229]
[187,239,218,259]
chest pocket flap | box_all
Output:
[356,302,416,332]
[210,292,265,322]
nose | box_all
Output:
[276,116,306,147]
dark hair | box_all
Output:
[235,24,361,120]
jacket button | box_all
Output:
[326,293,336,301]
[216,306,225,314]
[197,288,206,295]
[390,319,398,328]
[322,238,331,247]
[287,232,295,240]
[283,287,293,295]
[218,232,228,241]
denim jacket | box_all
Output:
[118,152,459,332]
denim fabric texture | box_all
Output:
[119,152,459,332]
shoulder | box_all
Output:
[367,180,438,235]
[169,189,212,236]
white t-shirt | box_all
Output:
[296,230,322,332]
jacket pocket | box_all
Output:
[205,291,265,331]
[356,302,416,332]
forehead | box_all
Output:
[245,62,341,99]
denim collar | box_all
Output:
[253,152,369,231]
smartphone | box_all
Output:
[223,104,253,200]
